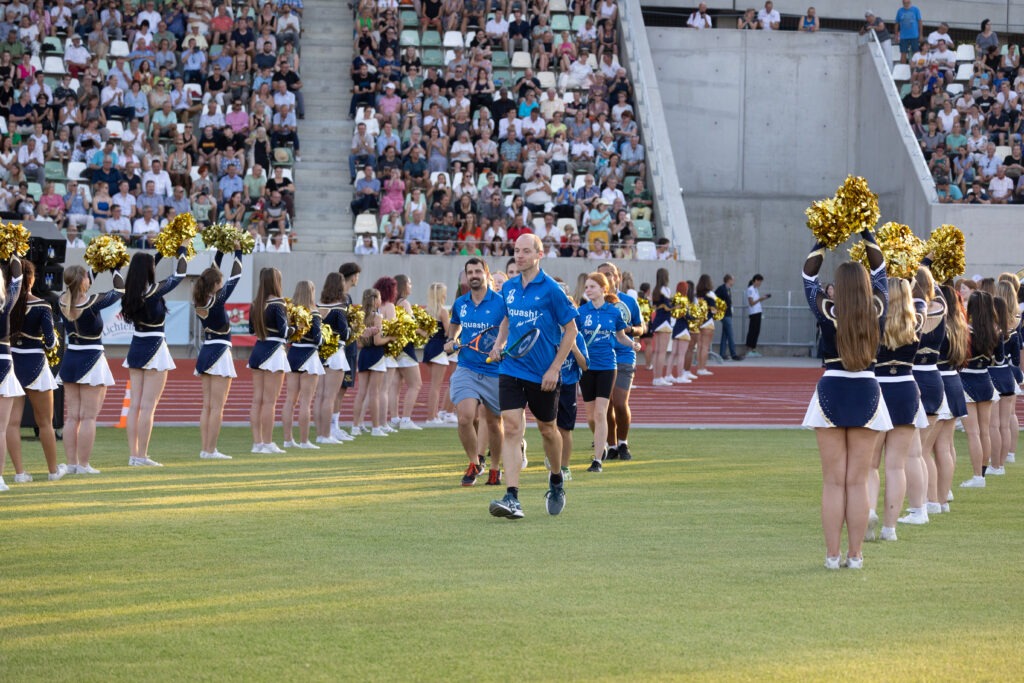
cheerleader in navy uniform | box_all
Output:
[373,276,400,432]
[388,274,423,431]
[694,274,717,377]
[422,282,451,426]
[802,230,891,570]
[665,281,692,384]
[934,284,969,507]
[649,268,672,386]
[121,244,189,467]
[0,257,22,492]
[351,288,391,437]
[192,246,244,461]
[314,272,352,445]
[997,274,1021,463]
[329,263,361,438]
[58,265,124,475]
[282,280,324,449]
[959,290,999,488]
[6,261,63,481]
[248,267,290,454]
[578,271,638,473]
[866,277,929,538]
[986,288,1020,475]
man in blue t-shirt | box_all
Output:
[597,262,645,462]
[488,234,578,519]
[894,0,923,63]
[446,258,507,487]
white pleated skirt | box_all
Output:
[72,355,115,386]
[26,363,59,391]
[426,351,450,365]
[258,345,290,373]
[123,340,176,371]
[325,349,351,371]
[296,353,326,376]
[205,350,238,377]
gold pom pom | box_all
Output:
[346,304,365,342]
[318,325,340,362]
[201,222,257,255]
[0,221,31,260]
[285,298,313,342]
[877,221,926,280]
[689,299,708,333]
[410,305,438,348]
[638,298,652,327]
[45,337,61,368]
[83,235,130,273]
[382,307,418,357]
[806,176,879,250]
[154,212,198,260]
[926,224,966,284]
[713,297,727,321]
[671,292,689,318]
[237,230,256,255]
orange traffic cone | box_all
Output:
[116,380,131,428]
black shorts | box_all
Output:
[499,374,559,423]
[557,382,577,431]
[579,368,616,402]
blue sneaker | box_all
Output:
[545,483,566,516]
[489,493,524,519]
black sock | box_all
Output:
[550,472,563,486]
[507,486,519,499]
[982,465,988,476]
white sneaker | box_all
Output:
[424,417,446,426]
[898,509,929,525]
[444,412,458,424]
[880,526,898,541]
[296,441,320,449]
[78,464,101,474]
[400,418,422,431]
[0,476,7,492]
[58,463,68,475]
[282,440,299,448]
[684,371,698,380]
[252,443,268,454]
[389,417,401,427]
[265,443,286,454]
[988,466,1005,476]
[1006,452,1016,463]
[333,429,354,442]
[941,503,950,513]
[128,457,163,467]
[960,475,986,488]
[946,489,954,502]
[672,374,692,384]
[926,502,942,514]
[865,510,879,541]
[64,464,79,475]
[350,426,363,437]
[652,377,672,387]
[371,427,388,437]
[13,472,32,483]
[315,436,342,445]
[844,555,864,569]
[201,451,233,460]
[696,369,713,376]
[747,350,762,358]
[382,424,397,434]
[48,470,65,481]
[824,555,841,570]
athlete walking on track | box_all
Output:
[489,234,579,519]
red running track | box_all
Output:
[97,361,1024,428]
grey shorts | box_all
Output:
[614,363,635,391]
[449,365,501,415]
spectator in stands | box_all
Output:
[927,22,954,48]
[928,40,956,84]
[935,176,962,203]
[978,143,1001,181]
[355,233,378,256]
[758,1,781,31]
[953,145,977,190]
[137,180,165,217]
[987,102,1011,145]
[894,0,922,64]
[988,165,1014,204]
[737,8,758,30]
[263,190,290,237]
[976,19,999,58]
[131,204,159,247]
[350,165,381,215]
[798,7,819,32]
[485,12,509,54]
[902,81,929,125]
[621,134,646,178]
[17,136,45,184]
[929,144,951,179]
[968,179,991,203]
[349,121,376,184]
[271,103,299,161]
[405,209,431,251]
[860,11,891,70]
[687,3,712,29]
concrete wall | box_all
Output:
[643,1,1024,30]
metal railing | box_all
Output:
[723,291,818,353]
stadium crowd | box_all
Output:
[0,0,304,252]
[346,0,665,259]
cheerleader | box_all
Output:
[649,268,672,386]
[389,274,423,430]
[282,281,324,449]
[351,288,390,437]
[373,276,400,433]
[934,284,969,507]
[959,290,999,488]
[314,272,352,445]
[802,230,891,570]
[58,265,123,475]
[192,247,244,460]
[330,262,361,439]
[997,273,1021,463]
[578,272,639,473]
[694,274,716,377]
[422,282,451,426]
[121,244,188,467]
[6,261,62,481]
[866,277,928,538]
[986,285,1020,475]
[0,258,22,492]
[248,267,290,454]
[665,281,692,384]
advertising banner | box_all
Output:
[100,301,191,345]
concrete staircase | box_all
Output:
[293,0,354,254]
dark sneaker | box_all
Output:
[461,463,481,486]
[605,445,619,460]
[485,469,502,485]
[545,483,566,515]
[618,443,633,461]
[489,493,524,519]
[586,459,603,473]
[478,455,487,471]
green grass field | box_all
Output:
[1,427,1022,681]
